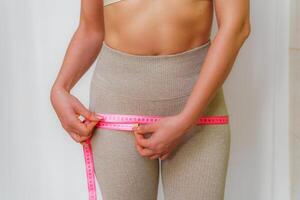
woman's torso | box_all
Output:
[103,0,213,55]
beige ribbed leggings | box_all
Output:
[88,40,231,200]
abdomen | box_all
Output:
[103,0,213,55]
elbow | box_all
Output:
[218,19,251,44]
[77,22,105,43]
[229,20,251,44]
[241,20,251,41]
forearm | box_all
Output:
[52,26,104,92]
[178,26,250,129]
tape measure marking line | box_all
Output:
[82,113,229,200]
[94,114,229,125]
[83,140,97,200]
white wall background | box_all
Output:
[290,0,300,199]
[0,0,290,200]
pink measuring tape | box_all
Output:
[82,113,229,200]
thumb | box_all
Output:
[133,123,156,135]
[73,100,101,122]
[86,120,99,133]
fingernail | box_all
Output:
[132,123,139,130]
[132,123,139,127]
[96,115,103,120]
[83,120,90,125]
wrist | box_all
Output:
[51,82,71,93]
[51,84,70,98]
[176,112,197,132]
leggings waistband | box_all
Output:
[92,40,211,100]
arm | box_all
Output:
[178,0,251,128]
[52,0,104,92]
[132,0,251,160]
[50,0,104,145]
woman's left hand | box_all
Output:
[132,114,192,160]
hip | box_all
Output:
[88,40,229,117]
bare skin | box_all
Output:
[50,0,250,159]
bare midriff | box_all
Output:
[103,0,213,55]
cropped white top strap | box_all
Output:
[104,0,123,6]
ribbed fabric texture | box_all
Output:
[88,40,231,200]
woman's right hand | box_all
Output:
[50,86,102,146]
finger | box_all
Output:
[68,116,90,137]
[132,123,157,135]
[85,120,99,132]
[135,142,156,157]
[76,132,90,141]
[80,138,93,147]
[69,132,88,143]
[131,123,139,131]
[160,152,170,160]
[134,132,154,154]
[72,99,100,122]
[80,140,90,147]
[69,132,79,143]
[149,154,161,160]
[132,124,151,138]
[73,118,98,138]
[134,131,152,148]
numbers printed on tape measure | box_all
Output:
[82,113,229,200]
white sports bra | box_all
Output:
[104,0,123,7]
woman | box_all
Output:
[50,0,250,199]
